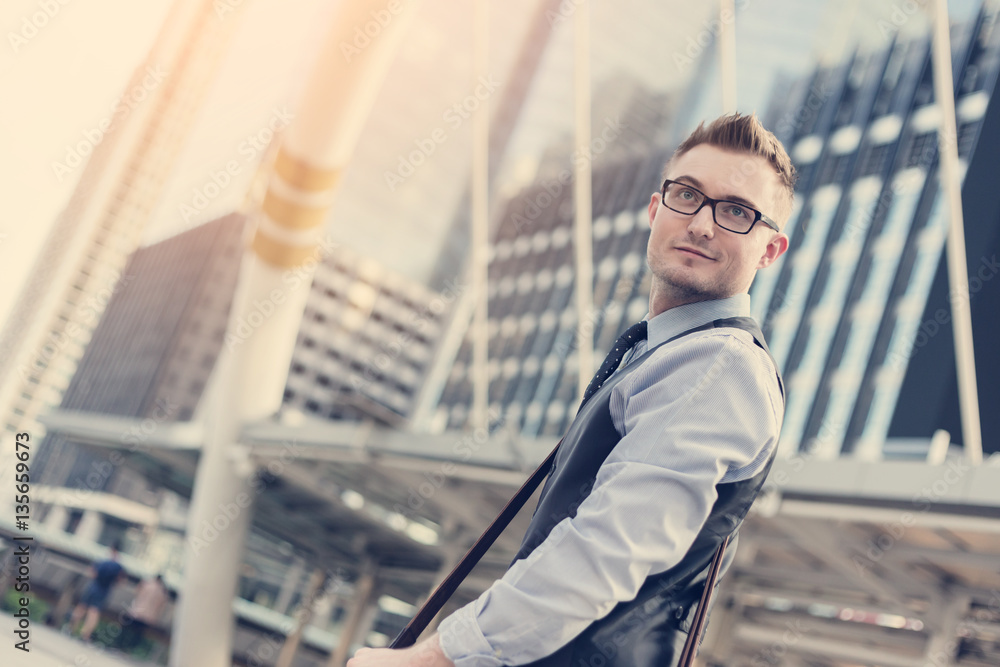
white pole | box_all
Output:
[171,2,420,664]
[471,0,490,432]
[929,0,983,464]
[275,568,328,667]
[574,0,594,401]
[719,0,738,113]
[328,559,377,666]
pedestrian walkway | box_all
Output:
[0,614,161,667]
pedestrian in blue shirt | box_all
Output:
[67,542,125,642]
[350,113,794,667]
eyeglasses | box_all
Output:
[659,179,780,234]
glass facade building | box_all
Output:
[432,7,1000,462]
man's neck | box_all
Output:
[648,282,722,318]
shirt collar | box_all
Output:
[644,293,752,348]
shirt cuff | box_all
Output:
[437,599,505,667]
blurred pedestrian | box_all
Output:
[66,542,125,642]
[119,574,169,651]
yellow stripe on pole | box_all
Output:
[261,190,328,230]
[274,148,341,192]
[251,230,320,269]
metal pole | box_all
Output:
[922,595,970,666]
[929,0,983,464]
[574,0,594,401]
[719,0,737,113]
[170,2,419,665]
[328,560,377,667]
[275,567,329,667]
[274,556,306,615]
[471,0,490,432]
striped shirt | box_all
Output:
[438,293,784,666]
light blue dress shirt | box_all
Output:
[437,294,784,666]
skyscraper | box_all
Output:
[758,5,1000,459]
[430,5,1000,464]
[0,0,246,498]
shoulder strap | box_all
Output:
[678,536,730,666]
[389,443,559,648]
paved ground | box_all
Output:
[0,614,161,667]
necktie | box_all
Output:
[580,320,648,407]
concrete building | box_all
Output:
[32,210,450,547]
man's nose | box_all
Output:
[687,202,716,238]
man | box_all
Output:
[67,542,126,642]
[349,113,793,666]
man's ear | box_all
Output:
[757,232,789,269]
[648,193,660,228]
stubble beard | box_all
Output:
[649,260,728,307]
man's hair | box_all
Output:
[666,113,796,225]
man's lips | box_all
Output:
[674,245,715,260]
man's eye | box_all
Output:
[678,189,696,199]
[725,205,748,218]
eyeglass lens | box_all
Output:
[663,182,756,233]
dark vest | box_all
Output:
[513,317,784,667]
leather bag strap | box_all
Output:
[677,535,730,666]
[389,443,560,648]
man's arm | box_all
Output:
[434,332,781,666]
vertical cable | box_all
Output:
[929,0,983,464]
[471,0,490,431]
[574,0,594,401]
[719,0,738,113]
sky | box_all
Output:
[0,0,337,327]
[0,0,174,323]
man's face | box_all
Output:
[646,144,789,310]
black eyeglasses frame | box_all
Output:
[659,178,780,234]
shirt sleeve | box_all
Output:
[437,332,782,666]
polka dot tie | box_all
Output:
[580,320,648,407]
